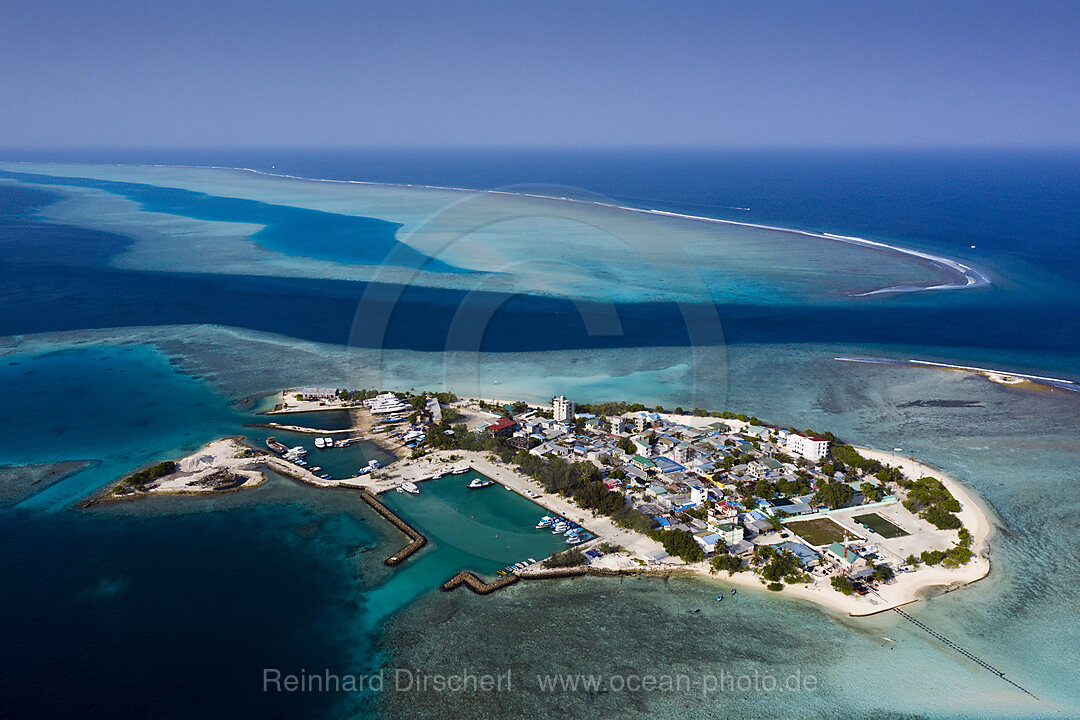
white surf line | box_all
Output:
[231,167,991,297]
[2,161,989,296]
[834,356,1077,386]
[909,360,1076,385]
[833,356,898,364]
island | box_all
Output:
[101,387,992,617]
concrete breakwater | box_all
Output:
[440,571,520,595]
[359,490,427,566]
[441,564,675,597]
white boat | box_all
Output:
[314,438,326,449]
[451,465,469,475]
[323,437,334,446]
[468,478,494,488]
[398,481,420,494]
[565,536,584,545]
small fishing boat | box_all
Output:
[398,481,420,494]
[467,478,494,488]
[716,594,724,602]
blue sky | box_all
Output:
[2,0,1077,147]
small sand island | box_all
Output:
[107,438,267,495]
[102,387,993,617]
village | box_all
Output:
[110,386,991,616]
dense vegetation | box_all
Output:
[121,461,176,490]
[544,548,586,568]
[710,553,744,574]
[872,564,895,582]
[812,481,854,509]
[651,528,704,563]
[831,575,855,595]
[901,476,962,529]
[919,527,974,567]
[576,400,648,417]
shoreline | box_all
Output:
[382,440,994,617]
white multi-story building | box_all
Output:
[553,395,575,422]
[634,412,655,433]
[609,416,626,434]
[786,433,830,463]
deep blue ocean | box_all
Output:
[1,149,1078,361]
[1,148,1078,719]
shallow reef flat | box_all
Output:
[0,162,968,303]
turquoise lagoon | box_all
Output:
[368,470,571,623]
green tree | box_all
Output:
[655,529,704,563]
[710,554,744,574]
[753,479,776,500]
[544,548,585,568]
[831,575,855,595]
[813,481,854,509]
[872,564,895,582]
